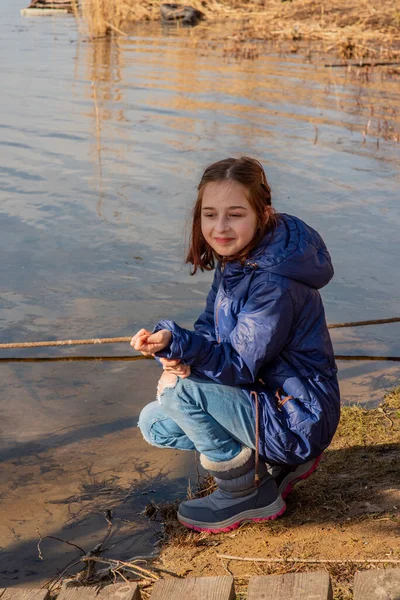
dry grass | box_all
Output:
[79,0,135,37]
[79,0,400,59]
[148,387,400,541]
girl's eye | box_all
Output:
[203,212,244,218]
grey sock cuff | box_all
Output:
[216,462,269,494]
[200,447,254,480]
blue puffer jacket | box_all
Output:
[154,213,341,465]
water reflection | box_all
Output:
[0,6,399,585]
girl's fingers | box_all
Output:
[180,366,191,379]
[163,365,191,378]
[146,329,172,349]
[130,329,151,347]
[134,332,159,352]
[164,365,185,373]
[173,366,191,378]
[132,329,172,354]
[134,338,150,352]
[159,358,180,367]
[134,329,172,354]
[136,339,163,353]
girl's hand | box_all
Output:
[159,357,191,378]
[159,357,180,369]
[131,328,151,348]
[132,329,172,355]
[169,364,191,378]
[130,328,153,356]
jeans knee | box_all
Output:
[137,400,194,451]
[137,402,159,445]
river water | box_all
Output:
[0,0,399,586]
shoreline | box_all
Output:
[37,387,400,600]
[78,0,400,61]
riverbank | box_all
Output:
[53,387,400,600]
[149,387,400,600]
[80,0,400,60]
[2,6,400,589]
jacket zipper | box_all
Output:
[215,297,222,343]
[215,262,225,343]
[215,260,257,343]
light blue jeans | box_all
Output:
[138,375,256,462]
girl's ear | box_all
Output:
[263,205,273,224]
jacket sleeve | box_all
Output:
[192,268,220,342]
[153,280,294,386]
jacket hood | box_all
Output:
[248,213,334,289]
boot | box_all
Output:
[269,455,322,499]
[177,447,286,533]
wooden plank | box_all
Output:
[354,568,400,600]
[247,572,333,600]
[149,576,235,600]
[0,591,49,600]
[58,584,141,600]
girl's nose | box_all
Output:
[214,217,230,232]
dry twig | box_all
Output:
[81,556,161,581]
[217,554,400,564]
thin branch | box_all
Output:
[0,317,398,350]
[104,21,128,36]
[36,527,86,559]
[81,556,160,581]
[47,560,83,592]
[219,555,233,576]
[325,61,400,68]
[113,569,130,583]
[217,554,400,564]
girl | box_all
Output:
[131,157,340,533]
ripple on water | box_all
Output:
[0,5,399,584]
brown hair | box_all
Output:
[186,156,277,274]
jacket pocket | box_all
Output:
[275,387,314,428]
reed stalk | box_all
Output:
[80,0,131,38]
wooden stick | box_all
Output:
[104,20,128,36]
[0,336,131,349]
[81,556,160,580]
[325,61,400,67]
[217,554,400,564]
[0,356,150,362]
[328,317,400,329]
[0,317,398,350]
[335,355,400,362]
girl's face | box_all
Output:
[201,180,258,257]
